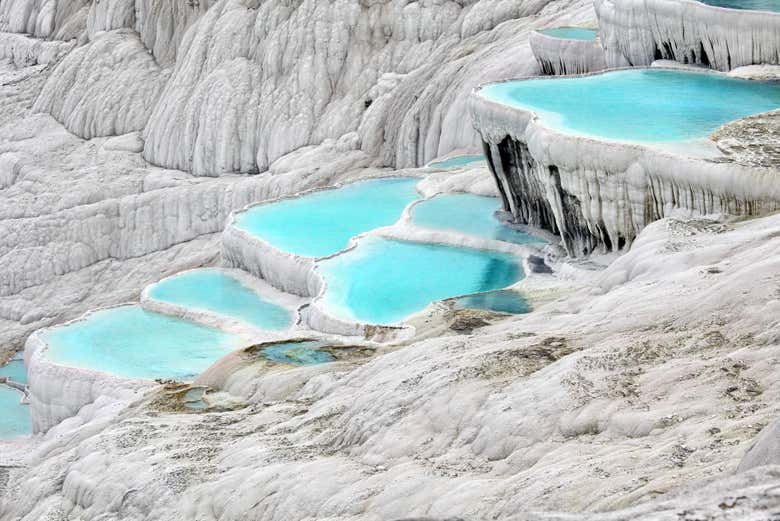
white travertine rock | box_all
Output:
[3,1,780,517]
[3,210,780,519]
[0,31,73,66]
[469,74,780,256]
[595,0,780,71]
[102,131,144,153]
[24,326,154,433]
[0,0,88,40]
[141,0,573,176]
[221,223,321,299]
[739,420,780,472]
[33,30,169,139]
[133,0,214,66]
[529,29,606,75]
[729,64,780,81]
[85,0,133,38]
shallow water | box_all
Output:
[539,27,599,40]
[480,69,780,143]
[148,269,291,330]
[0,357,27,385]
[318,237,524,325]
[44,306,245,381]
[234,178,420,258]
[0,386,30,438]
[699,0,780,12]
[413,193,540,245]
[262,341,335,365]
[453,290,530,314]
[427,155,484,169]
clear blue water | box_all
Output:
[148,269,291,331]
[480,69,780,143]
[427,155,484,169]
[234,178,420,258]
[539,27,599,40]
[44,306,246,381]
[0,357,27,385]
[0,386,30,438]
[453,290,530,314]
[413,193,541,245]
[700,0,780,12]
[262,341,335,365]
[318,237,524,325]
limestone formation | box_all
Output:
[469,74,780,256]
[1,0,780,519]
[595,0,780,71]
[529,29,606,75]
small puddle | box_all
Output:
[451,289,530,315]
[261,340,335,365]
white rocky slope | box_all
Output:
[2,209,780,520]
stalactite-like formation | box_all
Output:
[595,0,780,71]
[469,86,780,256]
[529,30,606,75]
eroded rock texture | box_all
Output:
[529,30,606,75]
[595,0,780,71]
[470,89,780,256]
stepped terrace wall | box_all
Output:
[469,71,780,256]
[529,28,606,75]
[595,0,780,71]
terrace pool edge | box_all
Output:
[469,67,780,256]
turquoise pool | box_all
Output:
[44,306,246,381]
[148,269,291,331]
[428,155,485,169]
[453,290,530,315]
[0,356,26,385]
[0,386,30,438]
[480,69,780,143]
[539,27,599,40]
[262,341,334,365]
[318,237,524,325]
[413,193,540,245]
[234,178,420,258]
[699,0,780,12]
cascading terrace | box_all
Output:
[17,168,545,435]
[471,68,780,256]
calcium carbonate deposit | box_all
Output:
[1,0,780,519]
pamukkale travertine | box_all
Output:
[1,0,780,519]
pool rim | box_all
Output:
[472,65,780,156]
[141,266,302,339]
[28,302,254,384]
[533,26,601,42]
[311,233,529,327]
[228,174,425,261]
[689,0,780,16]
